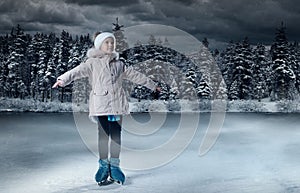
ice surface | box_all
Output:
[1,112,300,193]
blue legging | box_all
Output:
[97,116,122,159]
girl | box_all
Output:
[52,32,160,185]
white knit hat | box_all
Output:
[94,32,116,51]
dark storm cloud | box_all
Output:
[0,1,19,13]
[163,0,198,6]
[276,0,300,13]
[0,0,299,49]
[134,0,300,45]
[212,0,300,43]
[0,0,87,34]
[22,3,85,25]
[64,0,140,7]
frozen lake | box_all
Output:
[1,112,300,193]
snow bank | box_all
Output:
[0,98,87,113]
[0,97,300,113]
[131,99,300,113]
[227,100,300,113]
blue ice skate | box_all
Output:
[109,158,125,185]
[95,159,110,184]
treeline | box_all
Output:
[214,24,300,101]
[0,23,300,103]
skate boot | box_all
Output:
[95,159,110,185]
[109,158,125,185]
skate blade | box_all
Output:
[112,179,124,185]
[115,180,122,185]
[97,179,114,186]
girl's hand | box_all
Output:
[152,86,161,100]
[52,80,64,88]
[156,86,162,92]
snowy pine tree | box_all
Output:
[80,34,92,60]
[148,35,156,45]
[130,60,166,100]
[45,47,59,101]
[220,41,236,88]
[79,34,92,103]
[134,40,142,47]
[189,43,226,100]
[197,76,211,99]
[56,30,71,102]
[44,33,59,101]
[0,35,9,97]
[114,30,129,52]
[228,37,253,100]
[252,44,270,101]
[270,23,296,100]
[37,49,48,101]
[156,37,162,46]
[163,37,170,47]
[28,33,42,99]
[295,43,300,94]
[145,60,173,100]
[202,37,209,48]
[289,42,300,97]
[35,34,53,101]
[112,18,128,52]
[5,25,28,99]
[0,56,4,98]
[68,38,81,69]
[131,85,152,101]
[69,37,89,104]
[178,76,197,100]
[212,49,220,58]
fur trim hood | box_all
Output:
[86,48,119,60]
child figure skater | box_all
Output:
[52,32,160,185]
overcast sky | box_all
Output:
[1,0,300,50]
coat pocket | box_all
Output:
[93,89,109,96]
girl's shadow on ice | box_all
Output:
[52,183,121,193]
[52,178,134,193]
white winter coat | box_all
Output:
[57,48,157,123]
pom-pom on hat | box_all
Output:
[94,32,116,51]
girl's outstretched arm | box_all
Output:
[52,60,91,88]
[123,65,158,91]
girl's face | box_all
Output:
[100,37,114,54]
